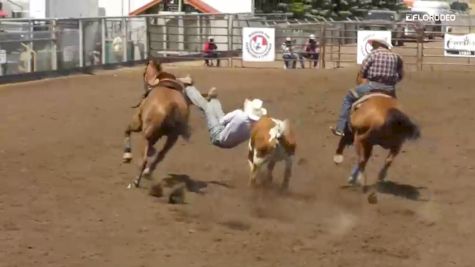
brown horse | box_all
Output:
[334,72,420,200]
[123,73,191,188]
[143,57,176,90]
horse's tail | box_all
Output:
[384,108,421,140]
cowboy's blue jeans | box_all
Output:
[335,82,395,133]
[184,85,225,144]
[283,53,297,68]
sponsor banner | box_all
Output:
[444,33,475,57]
[242,27,275,62]
[357,30,392,64]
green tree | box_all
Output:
[255,0,407,19]
[289,0,312,18]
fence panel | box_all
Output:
[2,13,475,81]
[56,20,80,70]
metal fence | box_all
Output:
[322,15,475,71]
[147,13,475,70]
[1,13,475,81]
[146,13,328,67]
[0,16,148,79]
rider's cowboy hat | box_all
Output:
[244,99,267,121]
[367,37,393,49]
[309,34,316,40]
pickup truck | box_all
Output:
[359,10,405,46]
[399,10,437,41]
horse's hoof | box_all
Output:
[122,153,132,163]
[368,192,378,204]
[347,176,358,185]
[143,167,150,175]
[333,154,344,164]
[149,183,164,198]
[127,180,140,189]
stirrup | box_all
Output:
[330,127,345,137]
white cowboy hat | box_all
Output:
[285,37,292,41]
[367,37,393,49]
[309,34,316,40]
[243,99,267,121]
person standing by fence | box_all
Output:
[203,37,220,67]
[299,34,320,68]
[282,37,298,69]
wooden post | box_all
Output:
[144,17,150,58]
[101,18,106,64]
[227,14,234,67]
[320,24,326,69]
[337,27,341,68]
[79,19,84,68]
[122,17,128,62]
[51,19,57,70]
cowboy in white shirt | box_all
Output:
[181,76,267,148]
[112,36,123,62]
[281,37,298,69]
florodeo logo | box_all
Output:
[245,30,273,59]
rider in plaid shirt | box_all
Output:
[361,48,403,85]
[331,37,403,136]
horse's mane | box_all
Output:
[148,57,162,71]
[157,71,176,80]
[143,57,176,81]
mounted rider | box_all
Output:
[331,37,404,137]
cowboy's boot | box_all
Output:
[206,87,217,101]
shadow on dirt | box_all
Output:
[340,180,429,201]
[376,181,428,201]
[161,173,233,194]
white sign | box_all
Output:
[444,33,475,57]
[29,0,46,19]
[357,30,392,64]
[0,50,6,64]
[242,27,275,62]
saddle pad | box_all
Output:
[351,93,392,112]
[157,79,185,92]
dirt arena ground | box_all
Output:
[1,65,475,267]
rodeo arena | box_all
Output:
[2,0,475,266]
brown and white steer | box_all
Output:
[248,116,296,190]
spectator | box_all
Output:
[0,3,6,18]
[112,36,123,63]
[89,41,102,66]
[299,34,320,68]
[281,37,298,69]
[203,37,220,67]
